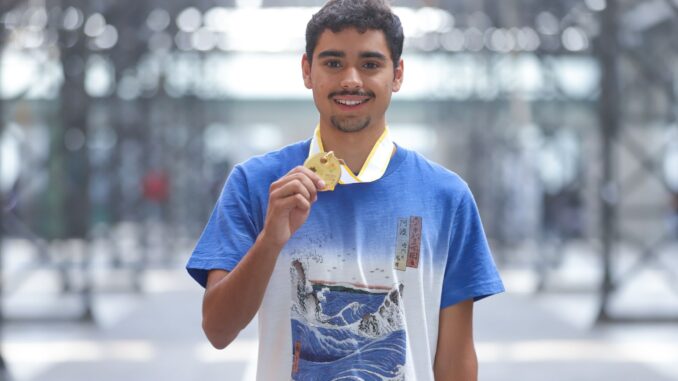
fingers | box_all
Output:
[276,193,311,212]
[287,166,326,190]
[271,178,313,203]
[270,166,326,203]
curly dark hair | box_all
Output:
[305,0,404,68]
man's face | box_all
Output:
[302,28,403,133]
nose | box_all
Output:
[340,67,362,89]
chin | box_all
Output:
[330,117,371,133]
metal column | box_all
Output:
[596,0,621,323]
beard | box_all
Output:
[327,89,375,133]
[330,116,371,133]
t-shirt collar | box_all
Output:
[308,125,395,185]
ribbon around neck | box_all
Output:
[308,126,395,185]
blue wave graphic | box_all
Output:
[290,279,406,380]
[291,318,372,362]
[293,328,406,381]
[315,288,385,326]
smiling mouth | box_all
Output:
[334,98,369,106]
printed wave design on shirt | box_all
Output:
[290,259,406,381]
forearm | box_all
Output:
[434,299,478,381]
[434,347,478,381]
[202,232,283,349]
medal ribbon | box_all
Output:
[308,126,395,185]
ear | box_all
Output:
[302,54,313,89]
[392,59,404,92]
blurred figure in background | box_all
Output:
[142,167,170,220]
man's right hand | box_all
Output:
[261,166,326,247]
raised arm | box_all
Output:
[433,299,477,381]
[201,166,325,349]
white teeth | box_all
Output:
[335,99,366,106]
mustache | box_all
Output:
[328,90,375,99]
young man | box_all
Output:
[187,0,504,380]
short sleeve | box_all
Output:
[440,186,504,308]
[186,165,258,288]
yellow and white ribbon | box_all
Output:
[308,126,395,185]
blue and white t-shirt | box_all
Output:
[187,136,504,381]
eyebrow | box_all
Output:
[317,50,388,61]
[360,51,387,61]
[317,50,345,59]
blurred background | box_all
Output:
[1,0,677,380]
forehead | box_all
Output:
[314,28,391,58]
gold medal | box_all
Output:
[304,151,342,191]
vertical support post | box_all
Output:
[0,13,9,381]
[58,0,92,320]
[596,0,621,323]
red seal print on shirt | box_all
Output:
[393,216,423,271]
[407,216,422,268]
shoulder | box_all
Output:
[399,147,471,201]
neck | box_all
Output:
[318,121,386,174]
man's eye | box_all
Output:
[325,60,341,68]
[363,62,380,69]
